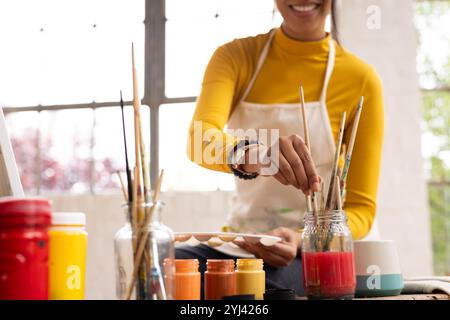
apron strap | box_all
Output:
[240,30,336,104]
[319,38,336,103]
[239,29,276,103]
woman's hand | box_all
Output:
[234,227,301,268]
[241,135,321,195]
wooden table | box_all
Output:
[297,293,449,300]
[354,293,449,300]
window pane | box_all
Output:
[5,112,39,194]
[159,103,234,191]
[216,13,282,45]
[0,0,144,106]
[414,3,450,88]
[165,0,281,98]
[165,18,218,98]
[166,0,217,20]
[216,0,275,16]
[93,106,150,193]
[39,109,93,193]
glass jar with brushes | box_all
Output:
[114,201,175,300]
[301,208,356,300]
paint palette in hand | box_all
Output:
[174,232,281,247]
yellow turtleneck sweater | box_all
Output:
[187,28,384,240]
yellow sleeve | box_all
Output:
[345,68,384,240]
[187,44,241,173]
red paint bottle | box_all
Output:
[0,198,52,300]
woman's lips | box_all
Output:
[288,3,320,17]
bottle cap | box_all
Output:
[175,259,199,273]
[52,212,86,226]
[207,259,235,272]
[0,197,51,227]
[236,258,264,271]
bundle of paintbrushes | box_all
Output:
[299,86,364,251]
[117,44,167,300]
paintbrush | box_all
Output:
[125,170,165,300]
[340,96,364,199]
[120,90,133,203]
[325,112,346,211]
[299,86,313,212]
[116,170,128,201]
[131,43,148,299]
[335,175,342,210]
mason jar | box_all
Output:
[114,201,175,300]
[301,210,356,300]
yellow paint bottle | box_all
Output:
[235,259,265,300]
[49,212,87,300]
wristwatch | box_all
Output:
[228,139,260,180]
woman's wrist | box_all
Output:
[241,144,262,173]
[228,140,260,179]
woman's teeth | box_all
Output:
[290,4,319,12]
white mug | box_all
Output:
[354,240,403,297]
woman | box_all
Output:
[178,0,384,296]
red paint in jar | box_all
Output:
[0,198,51,300]
[204,259,236,300]
[302,251,356,299]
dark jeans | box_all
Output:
[175,244,305,299]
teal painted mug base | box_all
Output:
[355,274,404,298]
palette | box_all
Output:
[174,232,281,247]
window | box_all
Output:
[0,0,145,194]
[414,0,450,276]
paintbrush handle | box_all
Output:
[325,112,346,210]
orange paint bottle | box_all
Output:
[204,259,236,300]
[174,259,201,300]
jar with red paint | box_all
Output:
[0,197,52,300]
[301,210,356,300]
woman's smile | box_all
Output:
[287,1,322,18]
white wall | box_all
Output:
[337,0,433,276]
[48,0,433,300]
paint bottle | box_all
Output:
[235,259,265,300]
[204,259,236,300]
[0,198,52,300]
[174,259,201,300]
[49,212,87,300]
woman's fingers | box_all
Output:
[233,240,261,257]
[257,250,291,268]
[280,137,309,192]
[266,135,321,192]
[234,236,297,268]
[291,135,321,192]
[275,153,299,188]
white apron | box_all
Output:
[226,30,337,233]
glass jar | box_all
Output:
[114,201,175,300]
[301,210,356,300]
